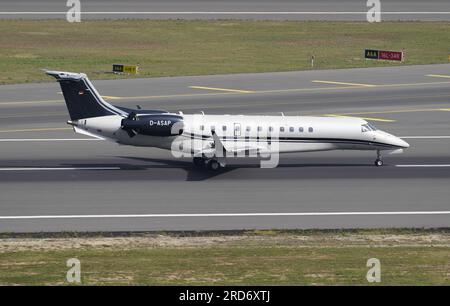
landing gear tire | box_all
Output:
[193,157,205,167]
[374,150,383,167]
[206,159,221,171]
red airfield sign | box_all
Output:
[379,50,403,61]
[365,49,404,62]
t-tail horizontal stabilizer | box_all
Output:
[44,70,127,121]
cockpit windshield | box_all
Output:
[361,123,378,132]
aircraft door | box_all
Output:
[234,123,241,137]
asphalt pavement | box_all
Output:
[0,64,449,232]
[1,0,449,21]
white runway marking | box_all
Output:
[396,164,450,168]
[1,12,449,15]
[0,164,449,171]
[0,211,449,220]
[0,138,101,142]
[0,167,120,171]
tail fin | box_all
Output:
[45,70,127,120]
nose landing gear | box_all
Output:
[374,150,383,166]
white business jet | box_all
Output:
[46,71,409,170]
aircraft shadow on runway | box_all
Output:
[116,156,235,181]
[114,156,372,181]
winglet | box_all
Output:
[43,70,86,81]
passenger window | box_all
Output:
[280,127,285,132]
[299,127,304,132]
[269,127,273,132]
[200,125,204,131]
[246,126,251,132]
[289,127,294,132]
[257,126,263,132]
[222,125,227,131]
[308,127,313,133]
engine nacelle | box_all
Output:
[121,114,184,137]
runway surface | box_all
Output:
[0,64,450,232]
[1,0,449,21]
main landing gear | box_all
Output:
[374,150,383,167]
[193,157,204,167]
[206,159,221,171]
[193,157,223,171]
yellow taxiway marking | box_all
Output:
[320,107,450,122]
[0,127,72,133]
[101,95,121,100]
[381,81,450,87]
[0,107,448,134]
[125,85,359,101]
[95,85,357,102]
[60,91,117,99]
[1,80,450,106]
[426,74,450,79]
[189,86,255,93]
[0,112,67,119]
[252,86,357,94]
[334,108,450,116]
[0,99,63,106]
[324,114,396,122]
[114,92,245,100]
[0,96,117,106]
[314,80,450,89]
[312,80,377,87]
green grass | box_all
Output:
[0,230,449,285]
[0,20,449,84]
